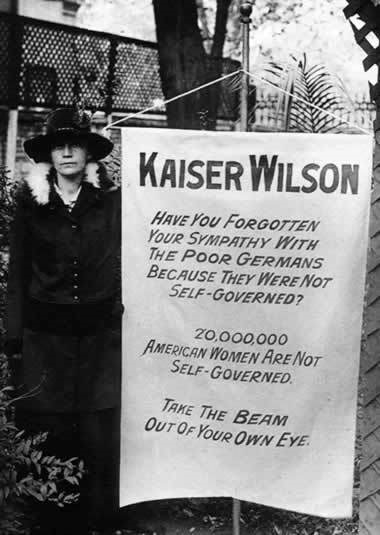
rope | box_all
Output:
[103,67,372,135]
[242,68,372,135]
[103,69,242,130]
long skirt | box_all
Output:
[13,299,122,532]
[16,298,122,413]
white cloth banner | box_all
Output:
[120,128,372,518]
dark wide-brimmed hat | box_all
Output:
[24,108,114,162]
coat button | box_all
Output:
[73,260,78,266]
[73,285,78,289]
[73,295,79,301]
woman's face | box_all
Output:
[50,140,89,179]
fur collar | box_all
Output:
[24,162,111,205]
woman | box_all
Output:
[5,108,122,535]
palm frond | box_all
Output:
[287,53,355,133]
[225,54,353,133]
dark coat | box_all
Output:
[5,162,122,412]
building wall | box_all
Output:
[76,0,156,41]
[0,0,156,39]
[0,0,11,12]
[0,0,83,24]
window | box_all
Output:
[62,0,81,18]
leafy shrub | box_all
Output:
[0,372,85,533]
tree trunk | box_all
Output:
[153,0,231,130]
[206,0,232,130]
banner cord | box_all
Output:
[103,69,242,130]
[104,67,372,136]
[242,69,372,135]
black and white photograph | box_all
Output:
[0,1,379,535]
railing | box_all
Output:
[0,13,239,120]
[253,87,375,132]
